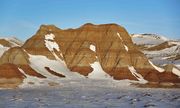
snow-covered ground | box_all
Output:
[0,37,23,57]
[0,37,23,47]
[0,79,179,108]
[143,45,180,68]
[131,34,180,69]
[0,44,9,57]
[131,34,168,47]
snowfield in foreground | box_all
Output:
[0,79,180,108]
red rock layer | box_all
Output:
[70,66,93,76]
[0,63,25,79]
[19,65,46,78]
[45,67,65,77]
[0,63,25,88]
[106,67,137,80]
[137,68,180,83]
[0,39,13,47]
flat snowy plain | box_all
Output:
[0,79,180,108]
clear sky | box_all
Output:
[0,0,180,40]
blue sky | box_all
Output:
[0,0,180,40]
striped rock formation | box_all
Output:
[0,23,180,88]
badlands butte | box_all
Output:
[0,23,180,88]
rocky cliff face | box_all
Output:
[0,23,180,88]
[22,24,157,81]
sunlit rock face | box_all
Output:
[0,23,180,88]
[22,23,162,80]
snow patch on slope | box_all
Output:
[168,41,180,46]
[143,43,180,67]
[28,54,84,79]
[131,34,168,46]
[149,60,165,72]
[117,32,129,52]
[45,33,55,40]
[18,68,48,88]
[44,33,64,62]
[88,44,112,79]
[0,44,9,57]
[124,45,128,51]
[128,66,147,83]
[88,62,112,79]
[45,33,60,52]
[45,40,60,52]
[0,37,23,46]
[117,32,122,40]
[131,34,169,41]
[172,67,180,77]
[0,37,23,57]
[90,44,96,52]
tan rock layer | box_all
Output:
[0,47,29,65]
[0,39,13,47]
[147,41,176,51]
[0,63,25,79]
